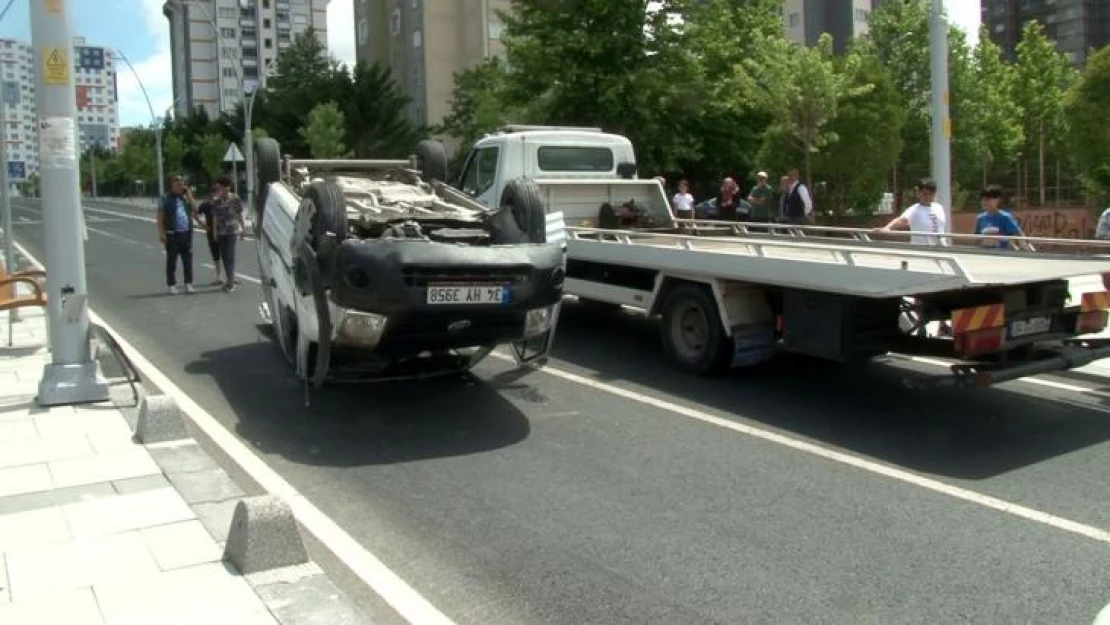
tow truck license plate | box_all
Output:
[426,284,509,305]
[1009,315,1052,338]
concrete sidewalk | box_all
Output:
[0,306,370,624]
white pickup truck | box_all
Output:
[452,125,1110,388]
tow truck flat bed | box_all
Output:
[567,227,1110,298]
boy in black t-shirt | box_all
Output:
[196,197,223,285]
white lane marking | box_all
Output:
[18,200,256,240]
[86,225,158,250]
[13,240,456,625]
[201,263,262,285]
[489,352,1110,545]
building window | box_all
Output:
[357,18,368,45]
[488,20,503,39]
[219,7,236,18]
[788,12,800,28]
[293,14,307,24]
[263,18,271,28]
[390,8,401,36]
[221,47,238,59]
[265,38,272,49]
[413,29,421,48]
[220,27,236,38]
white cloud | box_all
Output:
[113,0,174,128]
[327,0,356,68]
[944,0,981,47]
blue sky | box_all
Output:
[0,0,976,129]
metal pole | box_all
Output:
[89,144,97,198]
[32,0,108,405]
[155,125,165,197]
[1,77,17,345]
[245,99,253,227]
[929,0,952,231]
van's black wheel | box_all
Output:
[303,179,347,252]
[500,178,547,243]
[659,283,731,375]
[253,137,281,225]
[416,139,450,183]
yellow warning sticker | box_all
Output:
[43,48,68,86]
[46,0,63,13]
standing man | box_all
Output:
[747,171,775,222]
[785,169,813,224]
[157,175,198,294]
[779,174,806,225]
[211,175,246,292]
[196,195,223,285]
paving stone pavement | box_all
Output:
[0,305,373,625]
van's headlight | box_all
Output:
[338,310,388,348]
[524,306,554,338]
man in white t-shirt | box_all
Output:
[878,178,948,246]
[672,179,695,219]
[878,178,951,335]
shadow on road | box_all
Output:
[183,330,531,468]
[550,301,1110,481]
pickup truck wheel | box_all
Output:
[302,181,348,282]
[253,137,282,224]
[660,284,731,375]
[416,139,450,183]
[500,178,547,243]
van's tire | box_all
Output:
[416,139,450,183]
[500,178,547,243]
[659,283,732,375]
[253,137,282,223]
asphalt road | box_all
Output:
[11,197,1110,624]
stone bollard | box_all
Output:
[223,494,309,574]
[133,394,190,444]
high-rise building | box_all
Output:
[163,0,329,120]
[0,37,120,188]
[981,0,1109,67]
[783,0,880,53]
[354,0,512,129]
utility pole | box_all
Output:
[32,0,108,406]
[1,77,18,343]
[929,0,952,231]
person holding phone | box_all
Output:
[156,175,198,294]
[210,175,246,292]
[196,195,224,286]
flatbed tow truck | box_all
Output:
[453,126,1110,388]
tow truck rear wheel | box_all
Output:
[660,283,731,375]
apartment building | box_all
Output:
[783,0,880,53]
[982,0,1109,67]
[163,0,329,120]
[354,0,512,128]
[0,37,120,187]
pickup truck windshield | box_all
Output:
[537,146,614,172]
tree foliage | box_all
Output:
[1064,45,1110,201]
[299,102,351,158]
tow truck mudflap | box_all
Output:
[907,338,1110,389]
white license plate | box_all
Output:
[426,284,508,305]
[1009,316,1052,338]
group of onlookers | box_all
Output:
[667,169,814,225]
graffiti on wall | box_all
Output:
[952,208,1095,240]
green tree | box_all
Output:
[299,101,351,158]
[196,133,228,182]
[265,27,346,155]
[339,62,422,158]
[963,27,1023,189]
[748,34,870,188]
[1014,20,1074,206]
[439,58,516,162]
[163,134,186,178]
[1064,45,1110,201]
[813,50,906,218]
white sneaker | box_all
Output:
[185,284,196,294]
[168,285,179,295]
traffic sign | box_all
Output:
[223,142,244,163]
[43,47,69,86]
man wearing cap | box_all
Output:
[156,175,199,294]
[747,171,775,222]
